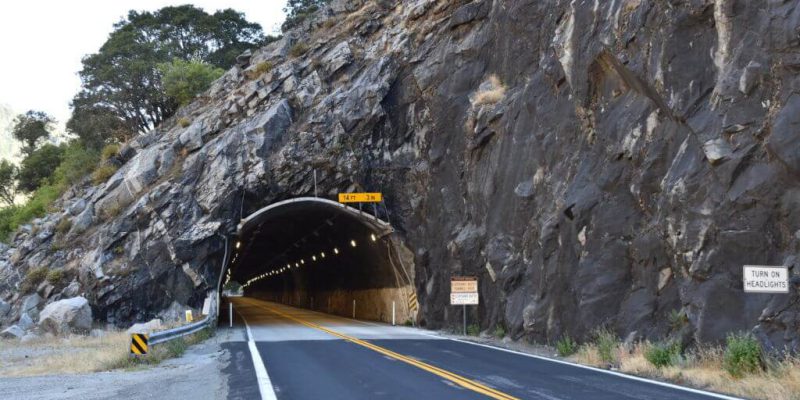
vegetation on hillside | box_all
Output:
[0,5,270,242]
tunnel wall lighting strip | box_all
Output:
[240,233,382,288]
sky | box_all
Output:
[0,0,287,125]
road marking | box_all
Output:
[237,305,278,400]
[242,299,518,400]
[416,334,743,400]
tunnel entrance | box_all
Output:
[225,197,416,324]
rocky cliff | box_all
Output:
[1,0,799,351]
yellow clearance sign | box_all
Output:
[338,193,383,203]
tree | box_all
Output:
[159,59,225,106]
[282,0,331,32]
[0,160,17,206]
[11,111,55,156]
[74,5,266,134]
[66,93,132,150]
[17,144,65,193]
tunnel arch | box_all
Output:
[225,197,416,323]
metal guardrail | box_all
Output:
[149,314,214,345]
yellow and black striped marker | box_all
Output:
[130,333,149,355]
[407,292,418,312]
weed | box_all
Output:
[254,61,273,77]
[493,324,506,338]
[556,335,578,357]
[472,74,507,106]
[45,269,64,286]
[466,323,480,336]
[20,267,48,293]
[593,328,618,364]
[55,218,72,235]
[723,332,763,378]
[100,143,120,161]
[645,341,682,368]
[178,117,191,128]
[289,42,310,58]
[91,164,118,185]
[668,309,688,329]
[403,319,413,327]
[112,246,125,256]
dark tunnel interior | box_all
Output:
[225,199,413,321]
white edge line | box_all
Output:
[415,332,743,400]
[238,308,278,400]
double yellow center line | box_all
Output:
[242,299,518,400]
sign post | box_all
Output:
[451,276,479,335]
[743,265,789,293]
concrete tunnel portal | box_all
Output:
[225,197,417,324]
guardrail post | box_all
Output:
[353,299,356,319]
[392,301,396,326]
[229,302,233,328]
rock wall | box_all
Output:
[1,0,799,350]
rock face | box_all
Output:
[1,0,800,351]
[37,296,92,335]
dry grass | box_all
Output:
[0,328,214,377]
[571,341,800,400]
[0,332,130,377]
[471,74,507,106]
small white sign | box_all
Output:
[451,292,479,305]
[743,265,789,293]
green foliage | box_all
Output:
[46,269,65,286]
[113,246,125,255]
[723,332,763,377]
[289,42,310,58]
[556,335,578,357]
[593,328,618,363]
[493,324,506,338]
[282,0,331,32]
[51,141,100,186]
[178,118,191,128]
[12,110,55,156]
[645,341,682,368]
[403,319,413,327]
[17,144,65,193]
[466,323,480,336]
[55,218,72,235]
[668,309,688,329]
[0,160,18,207]
[66,99,132,150]
[159,59,224,106]
[100,144,120,161]
[247,61,274,80]
[74,5,266,133]
[21,267,48,293]
[92,164,119,185]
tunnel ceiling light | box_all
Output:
[312,255,317,261]
[236,241,241,249]
[334,248,339,254]
[350,240,357,248]
[321,252,326,258]
[371,233,377,242]
[301,259,305,264]
[295,262,299,267]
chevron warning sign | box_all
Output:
[130,333,149,355]
[407,292,418,312]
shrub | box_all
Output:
[556,335,578,357]
[403,319,413,327]
[46,269,65,286]
[594,328,618,363]
[100,143,120,161]
[113,246,125,255]
[55,218,72,235]
[466,323,480,336]
[493,324,506,338]
[723,332,763,377]
[645,341,682,368]
[248,61,274,79]
[472,74,507,107]
[668,309,688,329]
[51,141,100,185]
[21,267,48,293]
[158,58,225,106]
[289,42,310,58]
[178,117,191,128]
[92,164,118,185]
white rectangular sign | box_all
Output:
[451,292,479,305]
[743,265,789,293]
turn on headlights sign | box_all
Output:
[743,266,789,293]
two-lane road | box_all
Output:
[228,297,738,400]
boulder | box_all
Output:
[38,296,93,335]
[0,299,10,317]
[126,318,163,334]
[0,325,24,339]
[20,293,41,320]
[17,312,34,331]
[703,139,733,165]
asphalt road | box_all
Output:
[229,297,738,400]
